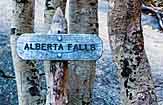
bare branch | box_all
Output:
[0,69,15,79]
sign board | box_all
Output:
[16,33,103,60]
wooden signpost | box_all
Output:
[16,34,103,60]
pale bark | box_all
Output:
[108,0,158,105]
[10,0,44,105]
[68,0,98,104]
[44,1,68,105]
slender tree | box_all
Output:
[44,0,68,105]
[10,0,44,105]
[68,0,98,104]
[108,0,158,104]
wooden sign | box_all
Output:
[16,33,103,60]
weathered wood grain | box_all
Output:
[44,4,68,105]
[16,34,102,60]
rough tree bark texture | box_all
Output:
[108,0,158,105]
[44,0,68,105]
[10,0,44,105]
[68,0,98,104]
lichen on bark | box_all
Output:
[10,0,45,105]
[108,0,158,105]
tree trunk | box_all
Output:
[67,0,98,104]
[108,0,158,105]
[44,1,68,105]
[10,0,44,105]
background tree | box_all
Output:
[108,0,158,104]
[68,0,98,104]
[10,0,44,105]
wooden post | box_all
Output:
[45,8,68,105]
[10,0,44,105]
[44,0,68,105]
[108,0,158,104]
[68,0,98,104]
